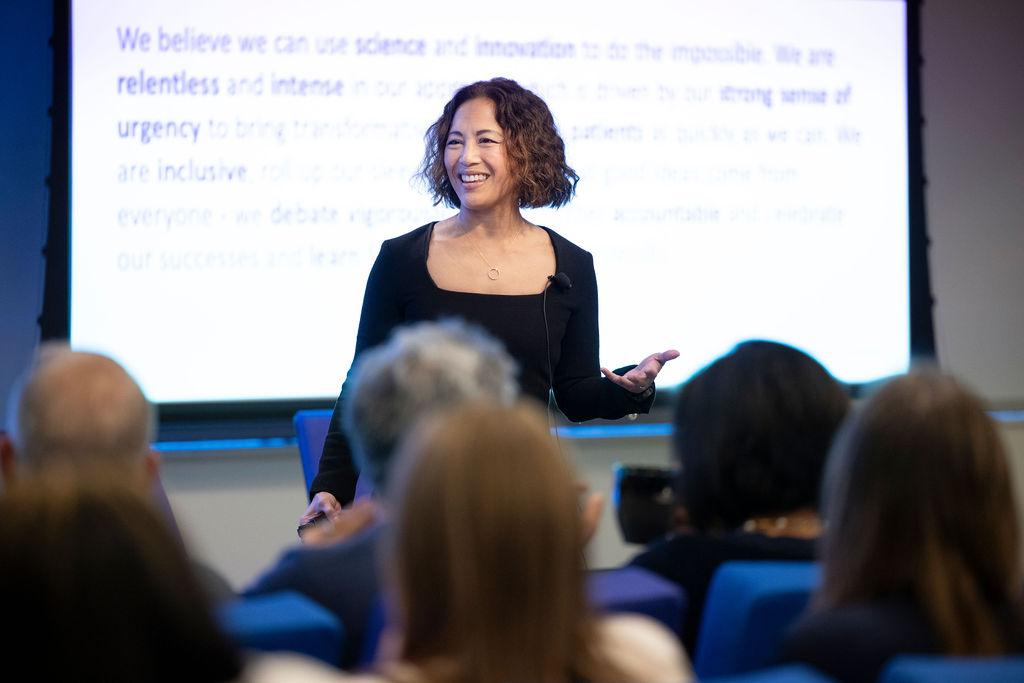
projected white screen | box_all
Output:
[70,0,909,403]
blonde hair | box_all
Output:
[384,402,621,683]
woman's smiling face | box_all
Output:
[444,97,519,212]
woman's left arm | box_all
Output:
[551,252,675,421]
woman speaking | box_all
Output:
[302,77,677,523]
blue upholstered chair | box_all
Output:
[293,409,334,492]
[219,590,345,665]
[879,655,1024,683]
[587,566,686,634]
[293,408,373,499]
[702,664,836,683]
[694,561,820,678]
[358,598,388,666]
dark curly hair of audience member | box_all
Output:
[673,340,850,531]
[0,470,242,682]
[816,370,1024,654]
[419,77,579,209]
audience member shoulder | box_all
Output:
[596,614,694,683]
[786,598,936,649]
[240,653,349,682]
[334,662,423,683]
[780,599,936,683]
[634,529,815,567]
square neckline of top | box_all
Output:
[421,221,561,298]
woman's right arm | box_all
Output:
[307,240,404,508]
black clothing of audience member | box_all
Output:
[629,340,850,653]
[632,530,815,653]
[779,372,1024,683]
[782,599,1024,683]
[246,524,384,667]
[779,599,937,683]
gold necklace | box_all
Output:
[467,227,526,281]
[741,510,821,538]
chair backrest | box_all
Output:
[587,566,686,634]
[218,590,345,666]
[358,597,389,666]
[293,409,375,500]
[695,561,821,678]
[293,409,334,493]
[879,655,1024,683]
[701,664,836,683]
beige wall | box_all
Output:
[162,422,1024,591]
[1003,421,1024,530]
[159,434,673,591]
[921,1,1024,404]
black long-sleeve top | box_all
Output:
[310,223,656,504]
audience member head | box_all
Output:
[0,470,242,681]
[384,402,620,683]
[817,370,1023,654]
[2,343,156,487]
[343,319,518,491]
[673,340,850,532]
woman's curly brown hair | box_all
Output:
[419,78,579,209]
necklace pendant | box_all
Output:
[487,268,500,280]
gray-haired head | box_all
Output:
[343,319,519,491]
[6,343,155,475]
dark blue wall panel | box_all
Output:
[0,1,52,428]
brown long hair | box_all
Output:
[816,370,1024,654]
[0,468,242,682]
[383,402,620,683]
[419,77,579,209]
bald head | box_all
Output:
[9,345,154,474]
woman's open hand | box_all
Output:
[601,349,680,394]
